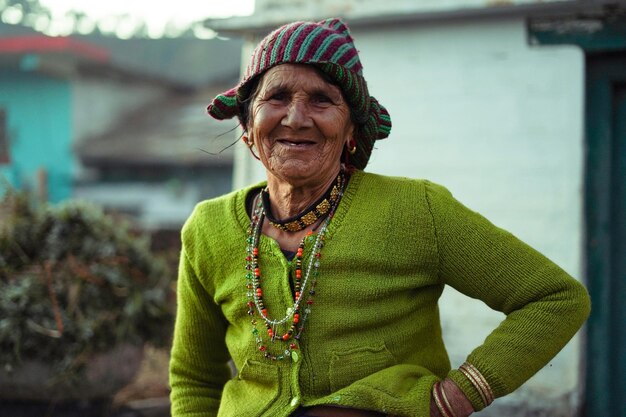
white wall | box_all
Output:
[235,16,586,415]
[363,18,585,415]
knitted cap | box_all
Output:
[207,17,391,170]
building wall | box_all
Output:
[0,70,72,202]
[70,77,172,197]
[0,70,170,203]
[234,16,586,416]
[71,77,168,145]
[361,18,585,416]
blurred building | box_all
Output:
[0,35,112,203]
[75,83,236,231]
[0,23,242,230]
[206,1,626,416]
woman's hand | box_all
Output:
[430,378,474,417]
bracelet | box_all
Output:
[463,362,494,404]
[432,381,457,417]
[459,362,494,407]
[438,381,458,417]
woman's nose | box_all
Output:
[282,99,312,129]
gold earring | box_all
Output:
[348,139,357,155]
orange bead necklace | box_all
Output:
[245,173,345,361]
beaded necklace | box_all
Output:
[245,173,345,361]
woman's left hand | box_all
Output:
[430,378,474,417]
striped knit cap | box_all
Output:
[207,17,391,170]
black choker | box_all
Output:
[262,172,344,232]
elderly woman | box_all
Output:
[169,18,590,417]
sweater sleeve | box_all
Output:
[423,181,591,411]
[169,245,231,417]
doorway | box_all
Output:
[584,52,626,417]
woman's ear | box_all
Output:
[344,123,355,146]
[345,123,357,154]
[242,133,261,161]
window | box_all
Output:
[0,109,9,164]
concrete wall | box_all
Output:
[0,70,73,202]
[234,16,586,416]
[360,18,584,416]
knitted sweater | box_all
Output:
[169,171,590,417]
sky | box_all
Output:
[2,0,255,38]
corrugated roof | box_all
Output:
[76,81,239,168]
[77,35,243,88]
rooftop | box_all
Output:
[76,81,239,168]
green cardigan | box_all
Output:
[169,171,590,417]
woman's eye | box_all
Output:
[268,92,288,101]
[312,94,332,105]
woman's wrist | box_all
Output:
[431,378,474,417]
[430,390,444,417]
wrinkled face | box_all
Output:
[248,64,354,186]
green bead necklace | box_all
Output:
[245,173,345,361]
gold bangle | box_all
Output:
[462,363,494,404]
[458,366,487,406]
[433,382,454,417]
[461,364,492,406]
[439,381,458,417]
[459,362,494,406]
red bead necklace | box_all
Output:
[245,173,345,361]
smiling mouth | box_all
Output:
[277,139,317,147]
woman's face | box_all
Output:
[248,64,354,186]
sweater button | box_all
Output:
[290,397,299,407]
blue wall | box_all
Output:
[0,70,72,202]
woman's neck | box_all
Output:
[265,167,340,220]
